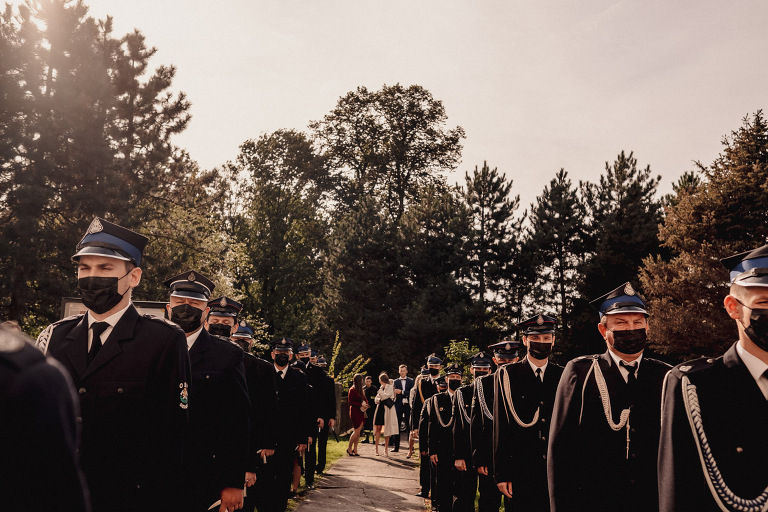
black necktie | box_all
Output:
[88,322,109,366]
[278,369,284,378]
[535,368,543,382]
[620,361,637,385]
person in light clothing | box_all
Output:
[373,372,399,456]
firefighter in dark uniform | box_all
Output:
[413,354,443,499]
[309,354,337,476]
[264,337,312,512]
[471,340,521,512]
[164,272,250,512]
[206,298,278,512]
[2,327,90,512]
[291,344,325,490]
[419,369,458,512]
[659,244,768,511]
[547,282,671,512]
[452,352,491,512]
[36,217,190,512]
[494,314,564,512]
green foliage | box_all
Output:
[641,111,768,361]
[524,169,587,349]
[327,332,370,390]
[443,339,480,383]
[461,162,523,344]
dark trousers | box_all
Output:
[257,444,295,512]
[431,457,453,512]
[477,472,501,512]
[304,436,316,486]
[316,424,329,473]
[453,468,478,512]
[419,452,431,495]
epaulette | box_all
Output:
[672,356,720,376]
[573,354,600,361]
[35,314,82,354]
[141,314,184,330]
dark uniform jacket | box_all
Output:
[274,365,313,447]
[547,350,670,512]
[37,305,190,512]
[242,353,277,470]
[1,338,90,512]
[471,371,496,471]
[494,359,563,511]
[419,391,456,458]
[658,343,768,512]
[185,329,250,509]
[453,384,475,466]
[320,370,337,422]
[411,377,438,432]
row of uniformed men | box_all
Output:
[28,217,336,512]
[413,241,768,512]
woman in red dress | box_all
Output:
[347,373,368,456]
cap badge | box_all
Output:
[87,218,103,235]
[281,339,286,345]
[219,297,227,307]
[505,343,511,350]
[537,314,544,325]
[188,272,196,282]
[240,320,247,327]
[624,283,635,296]
[679,365,692,372]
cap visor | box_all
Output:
[170,290,210,301]
[604,306,648,315]
[72,246,130,261]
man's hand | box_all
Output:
[317,417,324,429]
[420,450,428,456]
[395,388,402,395]
[477,466,488,476]
[329,418,335,429]
[308,437,314,445]
[430,454,438,464]
[497,482,513,498]
[245,472,257,488]
[455,459,467,471]
[219,487,243,512]
[298,443,307,456]
[258,448,275,458]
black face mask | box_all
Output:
[233,339,250,352]
[170,304,204,333]
[736,299,768,352]
[207,323,232,337]
[299,357,310,364]
[78,270,131,315]
[528,341,553,360]
[274,353,290,367]
[473,370,489,379]
[429,368,440,376]
[448,379,462,391]
[610,328,647,355]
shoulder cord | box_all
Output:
[500,365,539,428]
[476,376,493,421]
[456,386,471,425]
[682,376,768,512]
[36,323,54,354]
[429,395,454,428]
[579,358,631,432]
[419,379,425,404]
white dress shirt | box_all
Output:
[608,349,643,383]
[736,341,768,399]
[87,302,131,351]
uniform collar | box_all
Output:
[87,301,131,329]
[736,341,768,399]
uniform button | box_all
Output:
[541,436,546,441]
[631,428,636,433]
[137,484,141,489]
[117,387,124,394]
[707,358,714,363]
[736,447,744,453]
[78,387,86,395]
[76,417,83,424]
[631,453,637,459]
[212,454,216,459]
[206,375,211,379]
[542,455,547,460]
[540,401,544,406]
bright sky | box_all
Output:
[84,0,768,210]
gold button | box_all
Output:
[78,387,86,395]
[736,447,744,453]
[117,387,124,394]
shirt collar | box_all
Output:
[736,341,768,386]
[274,363,288,377]
[186,327,203,351]
[608,349,643,379]
[88,301,131,329]
[527,357,548,375]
